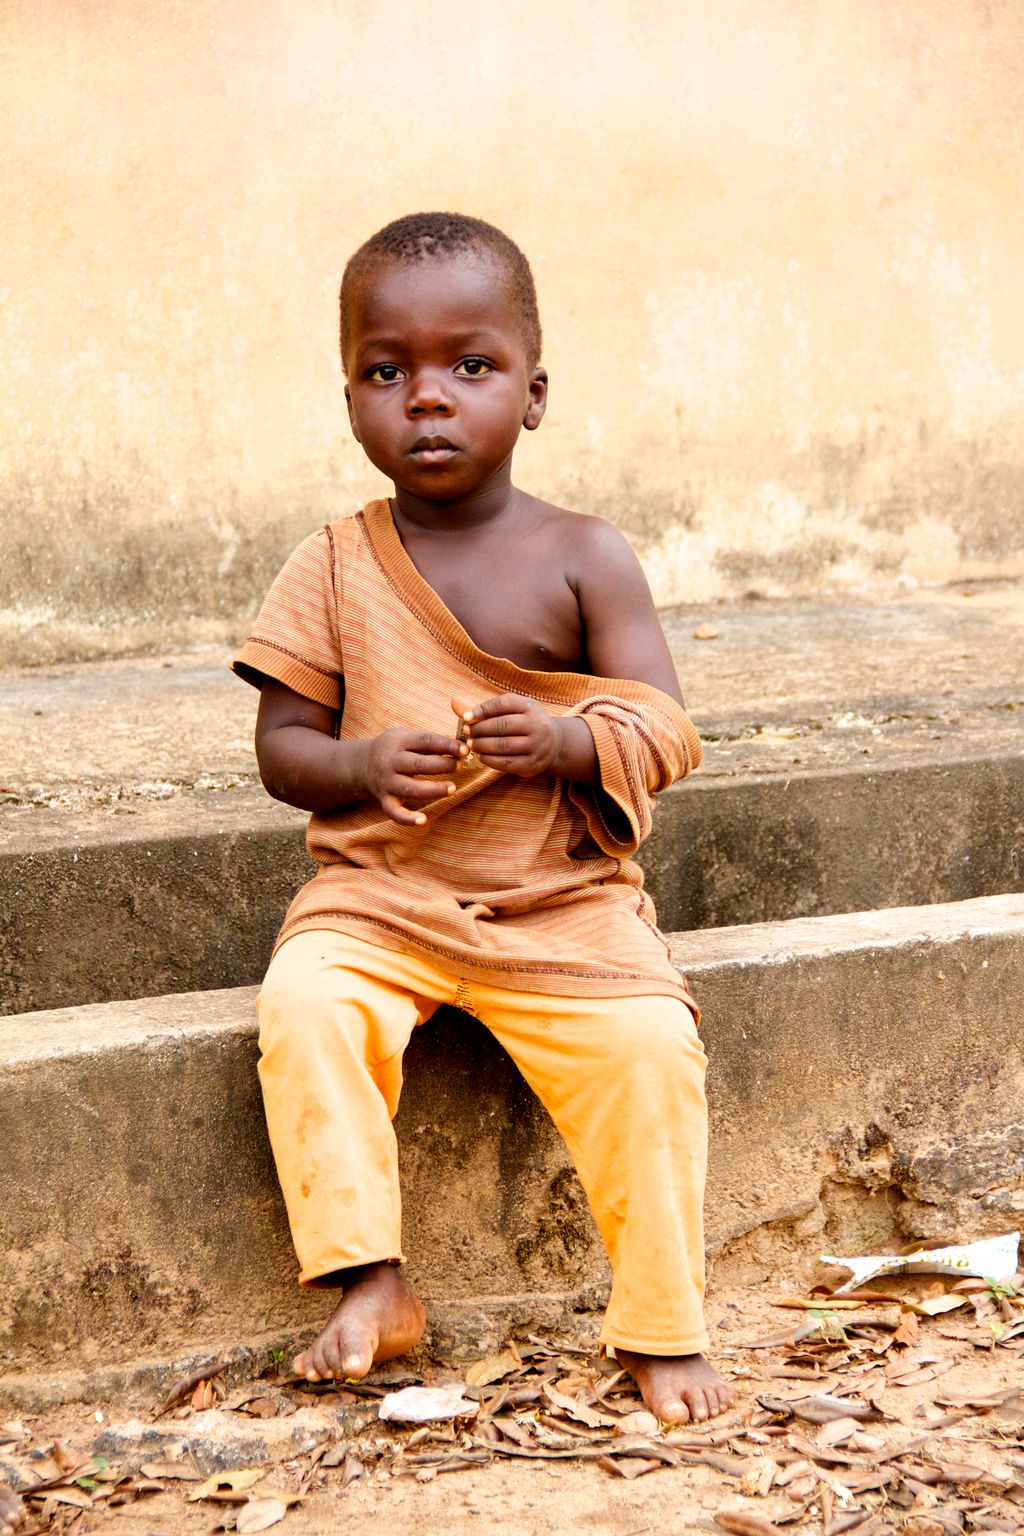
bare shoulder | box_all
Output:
[529,500,682,700]
[528,500,648,592]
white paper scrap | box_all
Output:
[821,1231,1020,1293]
[378,1382,479,1423]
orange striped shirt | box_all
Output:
[233,500,702,1004]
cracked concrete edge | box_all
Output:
[672,891,1024,971]
[4,893,1023,1062]
[2,894,1022,1396]
[0,1289,607,1413]
[5,748,1023,1014]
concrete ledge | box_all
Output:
[3,749,1022,1013]
[2,894,1022,1389]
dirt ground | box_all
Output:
[3,1266,1022,1536]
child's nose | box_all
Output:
[406,369,454,415]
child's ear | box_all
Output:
[344,384,361,443]
[523,367,548,432]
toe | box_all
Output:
[660,1395,690,1426]
[294,1349,324,1383]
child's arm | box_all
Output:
[256,678,467,827]
[462,520,685,785]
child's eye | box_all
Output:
[454,357,493,377]
[366,363,404,383]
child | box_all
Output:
[232,212,733,1424]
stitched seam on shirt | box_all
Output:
[325,521,339,614]
[358,510,582,705]
[633,719,671,788]
[278,911,673,984]
[610,721,645,835]
[246,635,338,680]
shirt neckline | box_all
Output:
[357,497,685,713]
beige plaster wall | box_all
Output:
[2,0,1023,664]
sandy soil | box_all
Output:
[3,1270,1022,1536]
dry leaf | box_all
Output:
[893,1313,922,1347]
[191,1378,218,1411]
[41,1489,94,1510]
[598,1454,660,1479]
[236,1497,289,1532]
[52,1442,89,1474]
[339,1454,365,1488]
[615,1410,660,1436]
[715,1511,789,1536]
[465,1347,520,1389]
[905,1295,968,1317]
[738,1321,823,1350]
[140,1460,204,1480]
[773,1297,878,1312]
[740,1459,778,1497]
[775,1459,815,1488]
[815,1417,864,1447]
[693,623,720,641]
[495,1417,539,1449]
[888,1361,955,1388]
[543,1385,616,1430]
[188,1468,266,1502]
[758,1394,876,1424]
[153,1359,227,1418]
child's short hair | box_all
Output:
[340,212,542,371]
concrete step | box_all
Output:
[4,745,1022,1014]
[3,584,1022,1014]
[3,893,1022,1400]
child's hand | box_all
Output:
[361,728,467,826]
[455,694,568,778]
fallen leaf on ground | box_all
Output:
[693,623,720,641]
[139,1460,204,1480]
[893,1313,923,1346]
[740,1459,778,1496]
[154,1360,227,1418]
[465,1348,521,1389]
[773,1297,884,1312]
[614,1410,660,1436]
[597,1454,660,1479]
[236,1496,289,1532]
[738,1321,823,1350]
[715,1510,789,1536]
[37,1488,93,1509]
[542,1384,616,1430]
[757,1394,877,1424]
[887,1361,955,1388]
[905,1295,968,1318]
[188,1468,265,1502]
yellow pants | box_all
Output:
[257,930,710,1355]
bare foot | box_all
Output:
[0,1486,23,1536]
[615,1349,735,1425]
[293,1262,425,1382]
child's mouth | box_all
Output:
[410,436,459,464]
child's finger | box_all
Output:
[466,733,533,757]
[460,693,528,723]
[393,776,457,803]
[398,750,461,777]
[410,730,467,758]
[380,793,428,826]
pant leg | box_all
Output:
[471,985,710,1356]
[256,930,443,1284]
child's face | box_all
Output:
[343,254,547,507]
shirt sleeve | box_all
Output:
[566,692,702,856]
[231,525,344,708]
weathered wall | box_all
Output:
[3,0,1023,664]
